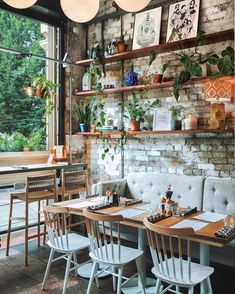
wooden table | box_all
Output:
[0,162,86,175]
[56,198,234,294]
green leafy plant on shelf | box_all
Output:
[171,29,234,101]
[75,103,91,124]
[123,92,161,131]
[87,60,106,131]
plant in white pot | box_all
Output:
[183,111,199,130]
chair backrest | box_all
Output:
[26,174,57,200]
[143,218,195,283]
[43,205,71,250]
[62,170,88,195]
[83,208,123,263]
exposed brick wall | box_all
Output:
[66,0,235,185]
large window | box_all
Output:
[0,10,59,152]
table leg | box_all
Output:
[122,228,156,294]
[200,243,210,294]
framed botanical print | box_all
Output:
[132,7,162,50]
[166,0,200,42]
[153,108,172,131]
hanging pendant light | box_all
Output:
[3,0,37,9]
[115,0,150,12]
[60,0,99,23]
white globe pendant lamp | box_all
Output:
[115,0,151,12]
[60,0,99,23]
[3,0,38,9]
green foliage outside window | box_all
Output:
[0,10,48,151]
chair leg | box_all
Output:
[6,195,13,256]
[188,287,194,294]
[24,201,29,266]
[116,266,123,294]
[43,199,49,245]
[73,253,78,277]
[136,256,146,293]
[87,261,98,294]
[112,266,117,292]
[41,249,55,290]
[62,254,72,294]
[154,279,162,294]
[176,285,180,293]
[206,277,213,294]
[37,201,41,247]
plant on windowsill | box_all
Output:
[124,92,161,131]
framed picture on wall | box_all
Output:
[132,7,162,50]
[166,0,200,43]
[153,108,172,131]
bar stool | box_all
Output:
[59,170,88,201]
[6,174,57,265]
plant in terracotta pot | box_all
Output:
[148,50,170,84]
[124,92,161,131]
[152,63,169,84]
[75,103,91,132]
[116,37,128,53]
[33,74,59,99]
[169,105,183,130]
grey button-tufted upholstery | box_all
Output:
[203,177,235,215]
[126,173,204,209]
[203,177,235,268]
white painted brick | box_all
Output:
[198,164,214,170]
[135,156,148,161]
[147,151,161,156]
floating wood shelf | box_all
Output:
[74,129,234,136]
[75,30,234,67]
[74,77,211,97]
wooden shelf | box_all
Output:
[74,77,211,97]
[75,30,234,67]
[74,129,234,136]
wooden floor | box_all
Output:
[0,238,234,294]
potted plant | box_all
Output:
[116,37,128,53]
[169,105,183,130]
[33,74,59,99]
[75,103,91,132]
[152,63,169,84]
[124,92,161,131]
[183,111,199,130]
[148,50,169,84]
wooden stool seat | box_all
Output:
[11,190,55,202]
[6,174,57,265]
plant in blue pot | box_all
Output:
[125,65,138,86]
[169,104,183,130]
[75,103,91,133]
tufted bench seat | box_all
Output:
[92,173,235,267]
[202,177,235,268]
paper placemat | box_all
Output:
[135,203,151,211]
[193,211,226,223]
[112,208,145,219]
[66,201,94,209]
[171,219,209,231]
